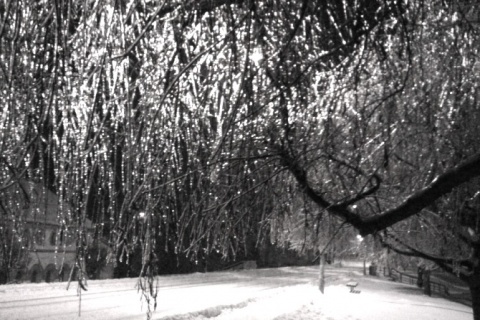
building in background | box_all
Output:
[0,180,113,283]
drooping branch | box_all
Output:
[281,149,480,236]
[378,232,473,282]
[277,147,366,228]
[362,152,480,235]
[324,153,382,208]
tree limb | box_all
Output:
[281,149,480,236]
[362,153,480,235]
[379,232,473,282]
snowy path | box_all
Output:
[0,267,332,320]
[0,266,474,320]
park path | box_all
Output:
[0,266,353,320]
[0,265,473,320]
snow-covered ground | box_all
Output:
[274,277,473,320]
[0,265,473,320]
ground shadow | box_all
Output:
[389,280,472,308]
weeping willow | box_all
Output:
[1,0,480,318]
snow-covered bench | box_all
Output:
[346,281,360,293]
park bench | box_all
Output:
[346,281,360,293]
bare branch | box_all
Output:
[280,148,480,236]
[379,232,473,282]
[362,153,480,235]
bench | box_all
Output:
[346,281,360,293]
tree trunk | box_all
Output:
[471,285,480,320]
[319,253,326,293]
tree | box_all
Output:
[259,1,480,317]
[1,0,480,319]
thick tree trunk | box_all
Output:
[471,284,480,320]
[467,259,480,320]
